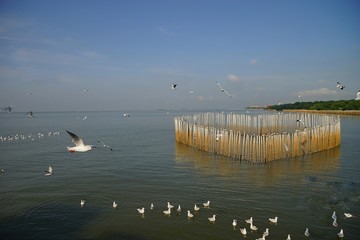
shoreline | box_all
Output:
[279,109,360,116]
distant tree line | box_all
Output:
[266,99,360,111]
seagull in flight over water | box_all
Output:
[45,165,53,176]
[98,140,113,151]
[66,130,96,152]
[171,83,177,90]
[216,81,232,98]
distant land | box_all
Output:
[246,99,360,116]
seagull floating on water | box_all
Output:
[203,200,210,207]
[336,81,345,90]
[304,228,310,237]
[171,83,177,90]
[208,214,216,223]
[194,204,200,211]
[97,140,113,151]
[177,205,181,212]
[163,207,171,215]
[263,228,269,237]
[250,222,258,231]
[332,218,338,227]
[245,216,253,224]
[44,165,53,176]
[240,227,247,235]
[80,199,86,207]
[150,203,154,210]
[344,212,354,218]
[332,211,337,220]
[232,219,237,228]
[113,201,118,208]
[337,229,344,238]
[66,130,96,152]
[269,216,278,223]
[187,210,194,218]
[167,202,174,209]
[286,234,291,240]
[216,81,232,98]
[137,207,145,214]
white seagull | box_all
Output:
[194,204,200,211]
[240,227,247,235]
[337,229,344,238]
[304,228,310,237]
[80,199,86,207]
[286,234,291,240]
[26,111,33,118]
[45,165,53,176]
[332,218,338,227]
[187,210,194,218]
[263,228,269,237]
[208,214,216,223]
[150,203,154,210]
[163,207,171,215]
[336,81,345,90]
[171,83,177,90]
[232,219,237,228]
[356,90,360,100]
[332,211,337,220]
[137,207,145,214]
[216,81,232,98]
[113,201,118,208]
[167,202,174,209]
[66,130,96,152]
[98,140,113,151]
[203,200,210,207]
[250,222,258,231]
[269,216,278,224]
[344,212,354,218]
[177,205,181,212]
[245,216,253,224]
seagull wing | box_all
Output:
[66,130,84,146]
[216,81,224,91]
[223,89,233,98]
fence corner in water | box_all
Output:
[174,112,341,163]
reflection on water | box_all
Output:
[175,142,341,182]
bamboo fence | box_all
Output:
[174,112,341,163]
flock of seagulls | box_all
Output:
[53,190,353,240]
[0,131,61,143]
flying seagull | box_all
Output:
[171,83,177,90]
[336,81,345,90]
[66,130,96,152]
[26,111,33,118]
[98,140,113,151]
[45,165,53,176]
[216,81,232,98]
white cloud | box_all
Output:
[297,88,337,97]
[228,74,240,82]
[249,59,258,65]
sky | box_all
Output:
[0,0,359,112]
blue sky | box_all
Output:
[0,0,359,111]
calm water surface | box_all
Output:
[0,110,359,239]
